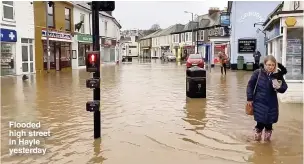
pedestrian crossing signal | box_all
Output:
[86,51,100,72]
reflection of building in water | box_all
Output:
[263,1,303,103]
[184,98,207,129]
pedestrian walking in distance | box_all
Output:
[218,52,229,75]
[253,50,261,69]
[246,55,288,142]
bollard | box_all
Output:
[186,66,206,98]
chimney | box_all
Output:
[209,7,220,15]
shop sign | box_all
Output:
[1,28,17,42]
[42,29,72,41]
[208,27,225,37]
[197,41,204,45]
[285,17,297,27]
[220,12,230,26]
[266,23,280,40]
[77,34,92,43]
[238,39,256,53]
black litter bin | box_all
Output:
[186,67,206,98]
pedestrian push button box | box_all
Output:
[86,101,100,112]
[86,51,100,72]
[86,78,100,89]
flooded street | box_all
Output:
[1,59,303,164]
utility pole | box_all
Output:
[45,2,50,72]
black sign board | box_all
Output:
[238,39,256,53]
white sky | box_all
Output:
[112,1,228,30]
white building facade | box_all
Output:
[71,3,121,68]
[151,36,160,58]
[99,12,121,63]
[0,1,35,76]
[71,3,92,69]
[264,1,304,103]
[229,1,281,70]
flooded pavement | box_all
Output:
[1,59,303,164]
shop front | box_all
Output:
[101,38,116,63]
[39,29,73,71]
[71,34,93,69]
[183,45,195,60]
[196,41,205,58]
[280,16,303,103]
[1,28,17,76]
[265,15,303,103]
[172,43,180,59]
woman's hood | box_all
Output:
[259,62,287,75]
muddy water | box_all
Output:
[1,59,303,164]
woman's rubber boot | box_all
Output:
[254,128,262,141]
[264,130,272,141]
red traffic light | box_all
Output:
[86,51,100,72]
[89,54,96,63]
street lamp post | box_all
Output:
[45,2,51,72]
[184,11,200,54]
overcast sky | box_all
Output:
[113,1,228,30]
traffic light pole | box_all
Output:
[92,2,101,139]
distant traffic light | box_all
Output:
[86,51,100,72]
[87,1,115,11]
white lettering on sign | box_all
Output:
[41,30,72,40]
[238,12,265,23]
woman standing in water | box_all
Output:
[246,55,288,141]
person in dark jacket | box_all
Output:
[247,55,288,141]
[259,62,288,81]
[253,50,261,69]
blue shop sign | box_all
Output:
[197,41,204,46]
[220,13,230,26]
[266,24,280,41]
[1,28,17,42]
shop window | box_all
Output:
[2,1,14,21]
[65,8,71,31]
[200,30,204,40]
[47,3,54,28]
[285,28,303,80]
[104,21,108,36]
[1,42,15,75]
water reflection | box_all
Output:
[1,61,303,164]
[246,143,276,164]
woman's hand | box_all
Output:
[247,101,253,107]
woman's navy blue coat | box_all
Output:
[246,67,288,124]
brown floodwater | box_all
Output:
[1,59,303,164]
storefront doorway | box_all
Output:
[21,38,34,74]
[43,41,71,71]
[78,43,91,66]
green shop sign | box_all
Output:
[77,34,93,43]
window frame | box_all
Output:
[47,3,55,28]
[199,30,204,40]
[65,7,71,31]
[80,13,85,33]
[2,1,15,22]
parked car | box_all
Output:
[186,54,204,68]
[165,53,176,61]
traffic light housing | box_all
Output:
[87,1,115,11]
[86,51,100,72]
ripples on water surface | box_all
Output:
[1,59,303,164]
